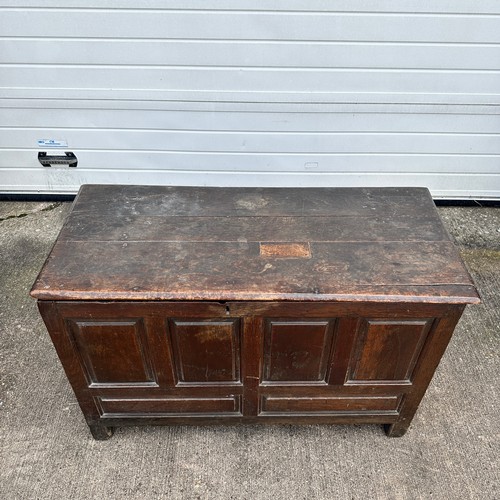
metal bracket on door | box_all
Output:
[38,152,78,167]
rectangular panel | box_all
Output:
[66,318,156,387]
[3,67,500,98]
[5,39,500,70]
[4,1,500,14]
[5,1,500,14]
[7,128,500,154]
[7,123,500,155]
[261,396,400,414]
[262,320,335,383]
[98,396,241,416]
[4,152,500,175]
[57,215,448,244]
[260,243,311,258]
[348,319,433,383]
[169,319,241,384]
[4,107,500,134]
[2,10,499,43]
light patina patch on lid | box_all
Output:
[260,242,311,259]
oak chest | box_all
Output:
[31,185,479,439]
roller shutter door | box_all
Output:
[1,0,499,198]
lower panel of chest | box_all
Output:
[97,395,242,417]
[260,395,401,415]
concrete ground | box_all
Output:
[1,200,498,500]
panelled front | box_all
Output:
[52,302,244,418]
[256,312,439,419]
[47,301,448,424]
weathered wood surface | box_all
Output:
[37,299,467,438]
[32,186,479,439]
[31,186,479,303]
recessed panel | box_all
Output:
[349,319,433,383]
[169,319,241,384]
[262,320,334,382]
[67,319,155,386]
[261,396,400,414]
[98,396,241,416]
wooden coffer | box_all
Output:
[31,186,479,439]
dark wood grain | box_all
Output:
[260,395,400,414]
[262,319,335,382]
[57,214,449,243]
[32,240,478,303]
[33,186,478,439]
[347,319,432,383]
[31,185,479,304]
[168,318,241,384]
[70,185,437,217]
[66,318,157,386]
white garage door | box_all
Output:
[1,0,499,199]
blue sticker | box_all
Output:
[37,139,68,148]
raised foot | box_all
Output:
[384,423,409,438]
[89,424,114,440]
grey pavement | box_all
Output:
[1,200,499,500]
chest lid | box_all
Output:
[30,185,479,304]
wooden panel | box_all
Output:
[242,316,261,417]
[30,186,479,304]
[261,396,400,414]
[36,298,468,437]
[70,185,435,217]
[348,319,433,383]
[66,318,156,387]
[31,240,477,302]
[57,214,449,244]
[385,307,464,436]
[98,396,241,416]
[262,320,334,382]
[169,319,241,384]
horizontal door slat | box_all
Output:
[2,67,499,95]
[3,40,500,70]
[2,11,500,43]
[3,108,500,133]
